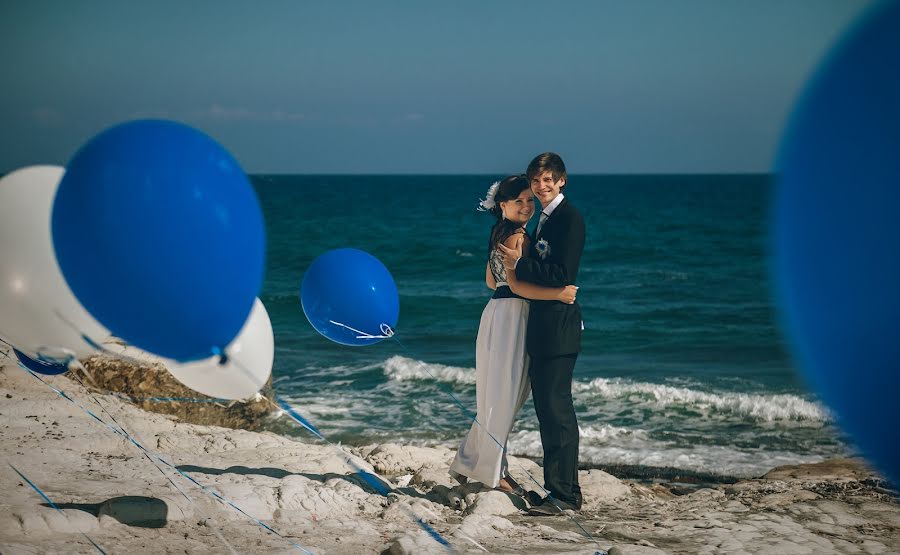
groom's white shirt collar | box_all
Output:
[541,193,565,218]
[513,193,565,270]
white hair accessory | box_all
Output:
[477,181,500,212]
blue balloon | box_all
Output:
[775,1,900,483]
[13,349,68,376]
[52,120,265,362]
[301,249,399,346]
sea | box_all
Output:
[252,174,851,481]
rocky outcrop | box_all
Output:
[78,353,274,430]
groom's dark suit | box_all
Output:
[515,195,585,508]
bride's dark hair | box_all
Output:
[485,174,530,256]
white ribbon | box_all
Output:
[329,320,395,339]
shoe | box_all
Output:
[524,490,544,507]
[526,498,579,516]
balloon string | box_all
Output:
[82,370,312,554]
[248,322,600,552]
[222,350,462,553]
[328,320,395,339]
[270,323,602,553]
[229,354,465,551]
[7,463,108,555]
[14,339,453,554]
[0,352,312,555]
[270,395,463,553]
[66,372,241,555]
[16,354,242,555]
[68,352,304,554]
[117,395,233,404]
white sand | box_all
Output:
[1,351,898,554]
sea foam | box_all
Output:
[380,356,829,422]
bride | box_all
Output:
[449,175,577,494]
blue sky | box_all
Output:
[0,1,871,174]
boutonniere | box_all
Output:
[536,238,550,259]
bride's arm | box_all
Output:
[504,234,576,303]
[485,262,497,290]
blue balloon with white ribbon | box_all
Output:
[52,120,266,362]
[301,248,399,346]
[774,0,900,482]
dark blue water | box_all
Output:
[254,175,849,477]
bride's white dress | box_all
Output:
[449,247,530,488]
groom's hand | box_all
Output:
[498,237,522,270]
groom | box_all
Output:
[499,152,585,515]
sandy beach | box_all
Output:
[1,348,898,555]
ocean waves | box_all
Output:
[378,356,828,422]
[382,355,477,385]
[269,355,847,478]
[506,427,831,478]
[574,377,829,422]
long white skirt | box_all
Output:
[449,297,530,488]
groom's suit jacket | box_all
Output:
[517,197,585,357]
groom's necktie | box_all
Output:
[536,212,549,237]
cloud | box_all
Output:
[127,105,306,124]
[129,109,174,119]
[32,107,64,125]
[200,104,305,123]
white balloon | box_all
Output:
[163,297,274,400]
[0,166,109,363]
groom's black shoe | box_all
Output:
[527,497,580,516]
[524,490,544,507]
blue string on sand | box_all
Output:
[5,338,434,553]
[124,395,233,404]
[217,345,460,552]
[18,343,451,554]
[1,352,313,555]
[272,392,458,552]
[277,399,325,440]
[14,359,242,555]
[8,463,108,555]
[65,371,243,555]
[68,370,313,555]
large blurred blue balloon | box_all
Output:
[775,1,900,483]
[301,249,399,346]
[13,348,68,376]
[52,120,265,362]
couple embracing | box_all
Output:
[450,152,585,516]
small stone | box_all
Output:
[466,491,524,516]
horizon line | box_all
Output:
[0,170,775,178]
[248,171,774,177]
